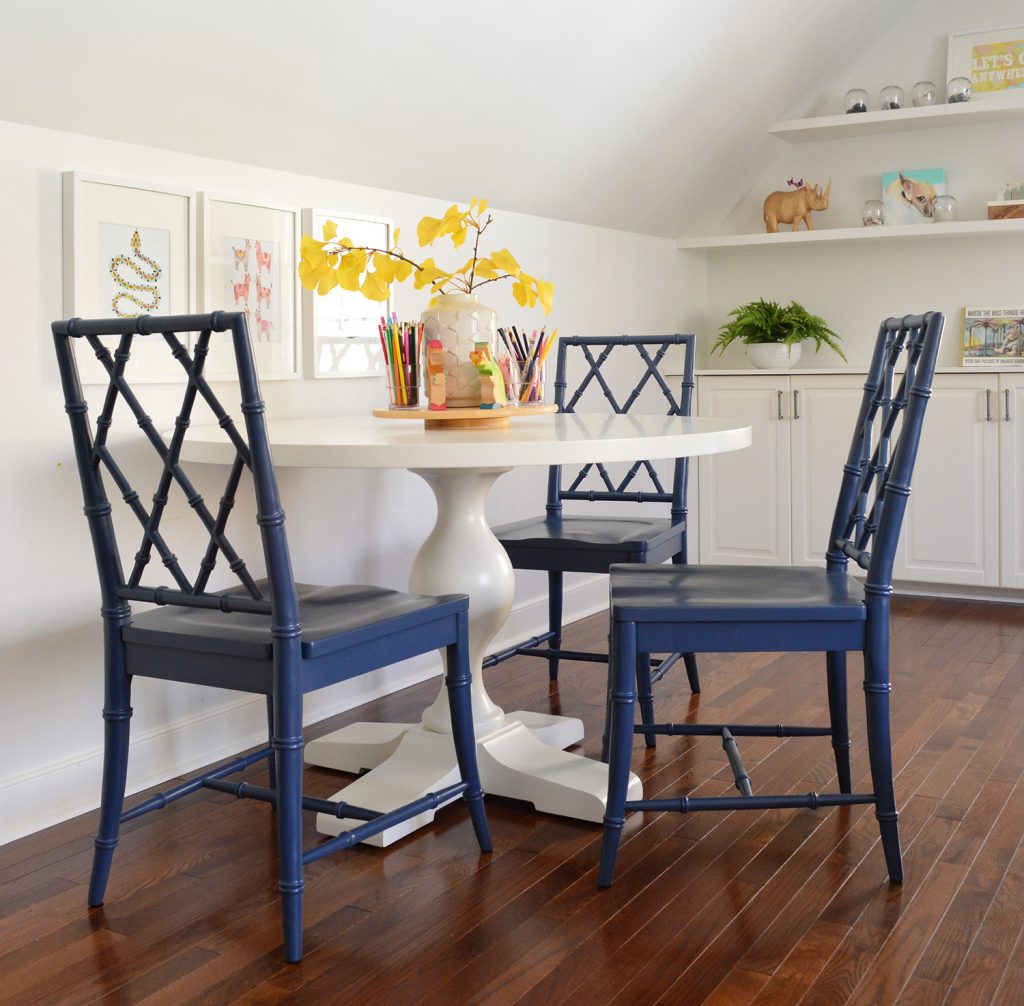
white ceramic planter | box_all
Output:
[421,293,497,407]
[746,342,802,369]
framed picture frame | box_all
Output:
[62,171,196,383]
[961,307,1024,366]
[948,25,1024,99]
[199,192,301,380]
[301,208,391,379]
[881,168,947,225]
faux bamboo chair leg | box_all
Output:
[88,660,132,907]
[445,611,492,852]
[273,678,305,963]
[864,621,903,883]
[265,695,277,792]
[599,620,637,888]
[636,652,657,749]
[547,570,563,681]
[826,651,852,793]
[682,652,701,694]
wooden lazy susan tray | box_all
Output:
[372,403,557,430]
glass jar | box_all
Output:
[879,85,904,110]
[947,77,972,103]
[911,81,938,106]
[933,195,958,222]
[862,200,885,226]
[844,88,868,113]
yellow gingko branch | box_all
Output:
[299,198,554,313]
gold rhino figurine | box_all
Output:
[763,180,832,233]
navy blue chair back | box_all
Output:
[827,312,945,590]
[52,312,299,635]
[546,334,697,525]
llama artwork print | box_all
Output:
[99,223,171,318]
[223,235,280,341]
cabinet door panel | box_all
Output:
[897,374,1000,587]
[697,377,790,565]
[790,376,866,567]
[999,374,1024,588]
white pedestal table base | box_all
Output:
[304,465,642,846]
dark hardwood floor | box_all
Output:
[4,595,1024,1005]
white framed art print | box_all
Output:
[62,171,196,382]
[199,193,301,380]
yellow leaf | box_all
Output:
[393,259,413,282]
[360,269,390,301]
[297,258,318,292]
[412,258,449,290]
[373,251,397,284]
[472,256,499,280]
[449,223,468,248]
[477,198,489,216]
[536,279,555,314]
[316,269,338,296]
[393,227,401,245]
[336,248,366,291]
[322,220,338,242]
[511,280,528,308]
[417,216,443,246]
[489,248,519,276]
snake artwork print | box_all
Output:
[109,229,162,317]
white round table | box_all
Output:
[181,412,751,845]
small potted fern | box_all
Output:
[711,299,846,368]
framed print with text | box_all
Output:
[62,171,196,383]
[948,25,1024,98]
[301,208,391,379]
[199,193,301,380]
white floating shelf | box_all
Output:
[769,94,1024,142]
[677,218,1024,251]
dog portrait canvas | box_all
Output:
[882,168,947,225]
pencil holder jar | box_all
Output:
[519,358,546,406]
[384,368,420,410]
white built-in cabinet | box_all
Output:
[697,374,862,568]
[697,371,1024,592]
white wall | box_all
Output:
[695,0,1024,369]
[0,119,705,844]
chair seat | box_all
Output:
[610,564,866,624]
[124,581,468,661]
[494,515,685,572]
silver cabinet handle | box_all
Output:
[986,388,993,421]
[777,389,784,420]
[793,389,800,420]
[1006,388,1012,422]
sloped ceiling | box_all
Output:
[0,0,898,237]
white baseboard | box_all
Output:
[0,575,609,847]
[893,579,1024,604]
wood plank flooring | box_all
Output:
[3,595,1024,1004]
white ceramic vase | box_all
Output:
[420,293,497,407]
[746,342,802,369]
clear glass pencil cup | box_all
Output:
[384,366,420,410]
[518,358,546,406]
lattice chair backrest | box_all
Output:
[53,312,299,631]
[826,312,944,589]
[546,334,696,521]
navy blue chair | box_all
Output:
[599,313,944,888]
[53,312,490,963]
[488,334,700,692]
